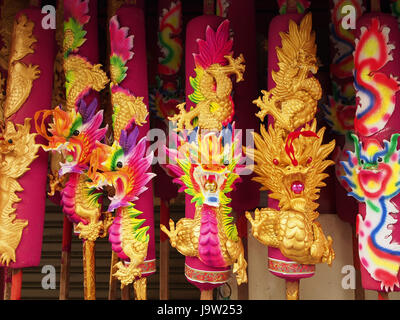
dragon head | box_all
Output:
[34,98,107,175]
[88,127,154,212]
[165,124,244,208]
[250,120,335,213]
[342,133,400,201]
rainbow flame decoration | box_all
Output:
[342,134,400,291]
[353,18,400,137]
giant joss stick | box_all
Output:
[246,12,336,300]
[161,18,248,300]
[0,7,55,300]
[35,0,109,300]
[103,5,156,300]
[342,0,400,300]
[323,0,364,299]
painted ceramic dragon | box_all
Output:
[246,13,335,266]
[89,127,154,295]
[169,20,245,131]
[0,14,41,265]
[253,14,322,133]
[353,18,400,137]
[161,125,247,285]
[85,15,154,299]
[342,134,400,291]
[35,98,110,241]
[63,0,109,112]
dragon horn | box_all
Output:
[384,133,400,162]
[34,109,55,142]
[350,133,361,164]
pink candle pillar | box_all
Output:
[266,12,316,282]
[0,7,55,268]
[184,15,232,291]
[219,0,260,237]
[114,5,156,278]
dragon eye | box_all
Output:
[273,159,279,165]
[8,139,12,144]
[360,159,364,165]
[377,157,383,163]
[116,161,123,168]
[73,130,80,136]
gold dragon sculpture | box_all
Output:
[0,120,38,265]
[0,14,41,265]
[245,13,336,266]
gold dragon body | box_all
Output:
[0,120,39,265]
[168,20,245,132]
[170,55,244,131]
[246,13,335,266]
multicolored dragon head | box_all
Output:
[249,120,335,215]
[165,124,243,239]
[34,98,107,176]
[353,18,400,136]
[88,127,154,213]
[341,133,400,202]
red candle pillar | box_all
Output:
[0,7,55,297]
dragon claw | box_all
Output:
[114,261,142,287]
[76,220,103,241]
